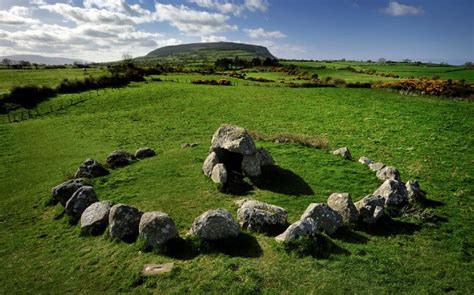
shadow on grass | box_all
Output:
[356,215,421,237]
[331,227,370,244]
[253,165,314,196]
[283,234,350,259]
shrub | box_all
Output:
[2,85,56,109]
[347,82,372,88]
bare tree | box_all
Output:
[2,58,12,67]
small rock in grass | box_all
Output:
[332,147,352,160]
[373,179,408,207]
[376,166,401,182]
[368,162,385,172]
[237,199,288,234]
[190,208,240,240]
[75,158,109,178]
[106,150,136,168]
[109,204,143,242]
[358,156,373,165]
[354,195,385,224]
[300,203,343,235]
[139,212,178,248]
[142,263,174,276]
[211,163,228,184]
[51,178,86,206]
[275,218,318,243]
[80,201,113,235]
[65,186,99,224]
[135,147,156,159]
[181,143,190,149]
[406,180,427,204]
[327,193,359,224]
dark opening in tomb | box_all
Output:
[216,149,252,195]
[219,149,243,175]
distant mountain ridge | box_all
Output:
[1,54,89,65]
[142,42,276,61]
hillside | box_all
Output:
[135,42,276,65]
[0,54,88,65]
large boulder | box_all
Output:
[51,178,86,206]
[65,186,99,223]
[368,162,385,172]
[109,204,143,242]
[237,200,288,233]
[327,193,358,224]
[241,154,261,177]
[74,158,109,178]
[190,208,240,240]
[202,151,220,177]
[376,166,401,182]
[300,203,343,235]
[211,163,228,184]
[106,150,136,168]
[258,148,275,166]
[331,147,352,160]
[139,212,178,248]
[135,147,156,159]
[354,195,385,224]
[358,156,373,165]
[373,179,408,207]
[275,218,318,243]
[211,124,257,156]
[406,180,426,204]
[80,200,113,235]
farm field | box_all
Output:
[1,78,473,293]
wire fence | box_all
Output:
[159,77,287,88]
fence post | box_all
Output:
[7,113,11,123]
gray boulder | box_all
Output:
[74,158,109,178]
[51,178,86,206]
[300,203,343,235]
[332,147,352,160]
[65,186,99,223]
[376,166,401,182]
[211,124,257,156]
[241,153,262,177]
[327,193,359,224]
[369,162,385,172]
[237,200,288,233]
[190,208,240,240]
[406,180,426,204]
[258,148,275,166]
[202,151,220,177]
[373,179,408,206]
[80,201,113,235]
[139,212,178,248]
[109,204,143,242]
[135,147,156,159]
[106,150,136,168]
[354,195,385,224]
[358,156,373,165]
[211,163,228,184]
[275,218,318,243]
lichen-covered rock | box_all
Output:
[211,124,257,156]
[300,203,343,235]
[109,204,143,242]
[211,163,228,184]
[241,153,262,177]
[406,180,426,204]
[376,166,401,182]
[327,193,358,224]
[373,179,408,206]
[51,178,86,206]
[258,148,274,166]
[202,151,220,177]
[368,162,385,172]
[332,147,352,160]
[80,201,113,235]
[139,212,178,247]
[358,156,373,165]
[65,186,99,223]
[106,150,136,168]
[354,195,385,224]
[237,200,288,233]
[74,158,109,178]
[275,218,318,243]
[135,147,156,159]
[190,208,240,240]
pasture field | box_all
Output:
[0,78,473,293]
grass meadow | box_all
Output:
[1,77,473,293]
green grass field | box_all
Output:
[1,77,473,293]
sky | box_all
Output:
[0,0,472,64]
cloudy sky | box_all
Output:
[0,0,472,63]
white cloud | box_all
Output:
[201,35,228,42]
[0,6,40,25]
[244,0,268,12]
[244,28,286,39]
[383,1,424,16]
[189,0,268,15]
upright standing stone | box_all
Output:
[300,203,343,234]
[327,193,359,224]
[139,212,178,248]
[51,178,85,206]
[80,201,113,235]
[190,208,240,240]
[65,186,99,223]
[109,204,143,242]
[237,200,288,233]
